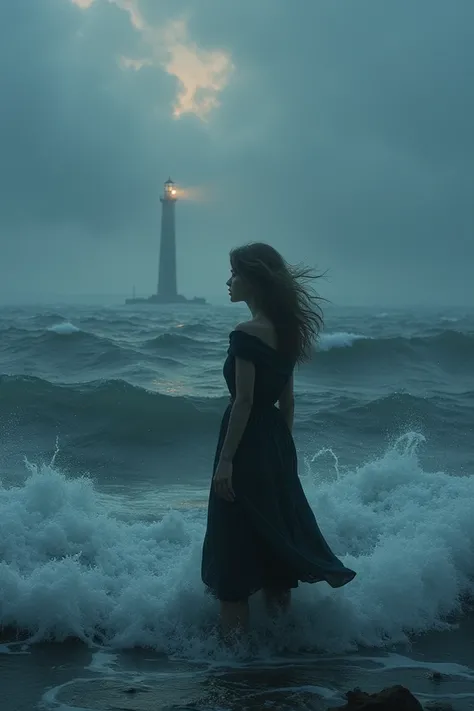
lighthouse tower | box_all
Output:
[157,178,178,300]
[124,177,205,305]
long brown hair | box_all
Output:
[230,242,324,363]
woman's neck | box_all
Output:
[247,300,265,320]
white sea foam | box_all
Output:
[318,331,369,351]
[0,432,473,659]
[47,322,80,335]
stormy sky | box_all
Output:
[0,0,473,305]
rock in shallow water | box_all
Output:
[328,684,423,710]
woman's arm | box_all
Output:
[219,356,255,462]
[278,373,295,432]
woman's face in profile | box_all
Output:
[226,268,250,303]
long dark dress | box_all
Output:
[201,330,356,602]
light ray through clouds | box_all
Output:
[70,0,233,120]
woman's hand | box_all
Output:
[213,458,235,502]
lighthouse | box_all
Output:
[157,178,178,300]
[125,178,206,305]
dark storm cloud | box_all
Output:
[0,0,213,238]
[0,0,473,303]
[184,1,474,286]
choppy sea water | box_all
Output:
[0,303,473,710]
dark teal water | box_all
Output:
[0,303,473,710]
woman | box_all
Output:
[201,243,355,638]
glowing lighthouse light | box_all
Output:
[164,178,178,200]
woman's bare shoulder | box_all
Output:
[234,320,255,333]
[234,320,277,348]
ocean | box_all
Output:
[1,302,474,711]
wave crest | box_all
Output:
[0,432,473,655]
[315,329,474,373]
[0,375,225,445]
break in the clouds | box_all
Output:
[0,0,473,304]
[72,0,233,119]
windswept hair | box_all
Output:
[230,242,325,363]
